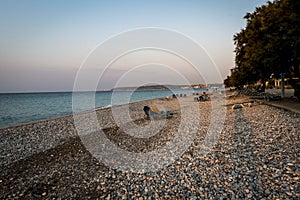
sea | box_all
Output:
[0,89,205,129]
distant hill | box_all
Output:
[111,83,224,91]
[111,84,192,91]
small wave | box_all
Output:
[95,104,112,110]
[102,104,112,109]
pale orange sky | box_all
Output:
[0,0,267,92]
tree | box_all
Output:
[226,0,300,96]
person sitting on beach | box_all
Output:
[143,105,177,119]
[198,92,210,101]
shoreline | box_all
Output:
[0,88,217,130]
[0,96,184,167]
[1,95,299,199]
[0,96,172,130]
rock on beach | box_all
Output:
[0,95,299,199]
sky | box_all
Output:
[0,0,268,92]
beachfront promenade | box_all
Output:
[0,94,299,199]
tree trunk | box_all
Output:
[262,81,266,92]
[290,79,300,99]
[294,86,300,99]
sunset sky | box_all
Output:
[0,0,267,92]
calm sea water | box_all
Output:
[0,89,201,128]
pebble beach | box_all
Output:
[0,94,299,199]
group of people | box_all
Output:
[145,91,211,119]
[194,91,210,102]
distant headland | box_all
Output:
[110,84,224,91]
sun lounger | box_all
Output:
[143,105,177,119]
[264,93,281,101]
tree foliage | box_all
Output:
[224,0,300,93]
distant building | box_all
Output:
[266,78,291,89]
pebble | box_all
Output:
[0,95,299,199]
[265,189,271,195]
